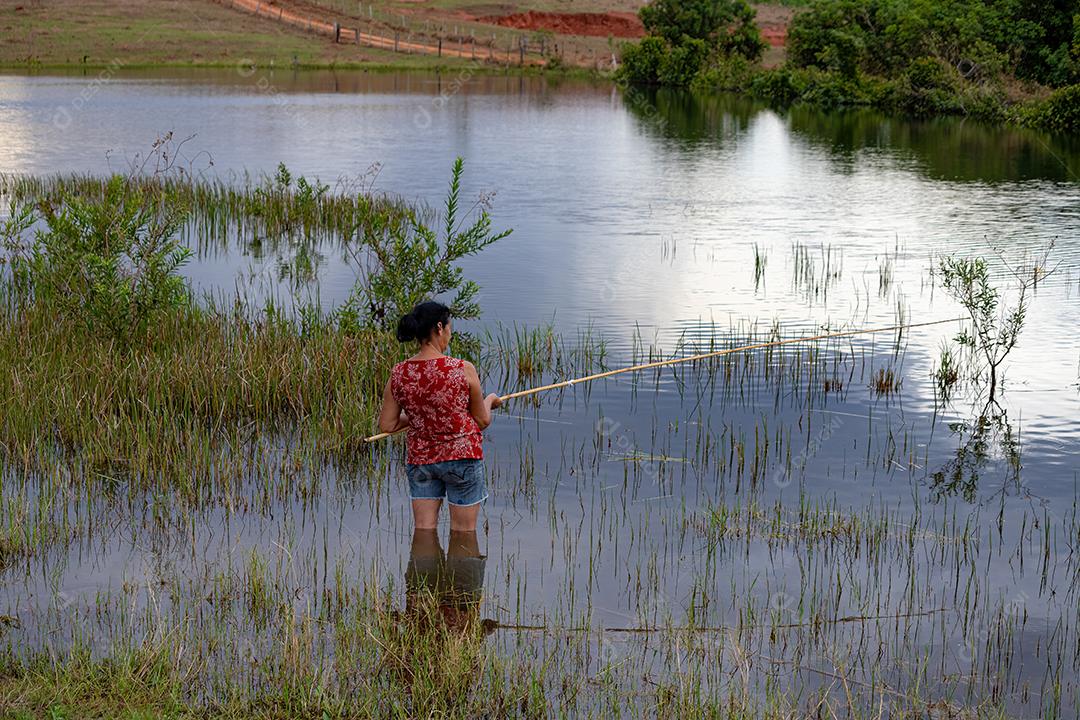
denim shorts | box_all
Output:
[406,459,488,507]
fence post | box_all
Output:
[355,28,360,45]
[394,33,398,52]
[334,23,341,43]
[519,37,524,65]
[438,38,442,57]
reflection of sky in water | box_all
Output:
[1,70,1079,712]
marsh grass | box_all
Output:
[0,295,399,484]
[483,322,607,393]
[0,176,1074,719]
[871,367,901,396]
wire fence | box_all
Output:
[225,0,553,65]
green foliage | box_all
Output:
[937,244,1055,400]
[5,176,192,343]
[934,343,961,402]
[786,0,866,78]
[639,0,761,52]
[618,36,669,85]
[939,257,1023,358]
[251,162,330,238]
[748,66,889,108]
[889,57,965,116]
[658,38,709,86]
[694,53,754,92]
[0,201,34,256]
[618,0,765,87]
[787,0,1077,88]
[1020,83,1080,133]
[748,66,805,104]
[337,157,511,333]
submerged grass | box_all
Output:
[0,294,397,484]
[0,171,1076,718]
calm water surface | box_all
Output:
[1,69,1079,713]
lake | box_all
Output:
[1,68,1079,715]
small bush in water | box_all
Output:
[4,175,192,344]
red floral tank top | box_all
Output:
[390,356,483,465]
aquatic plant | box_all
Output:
[337,156,512,334]
[938,241,1056,401]
[3,175,192,343]
[934,342,961,401]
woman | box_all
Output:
[379,301,502,532]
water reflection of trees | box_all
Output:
[930,402,1021,503]
[621,86,760,142]
[786,106,1080,183]
[621,86,1080,182]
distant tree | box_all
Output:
[639,0,765,60]
[787,0,1078,87]
[619,0,766,86]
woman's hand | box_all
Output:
[485,393,503,410]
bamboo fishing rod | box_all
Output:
[363,316,965,443]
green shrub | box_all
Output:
[786,0,870,76]
[786,0,867,77]
[5,176,192,343]
[800,68,879,108]
[639,0,763,56]
[748,67,807,104]
[787,0,1075,88]
[957,83,1009,123]
[657,38,709,86]
[618,0,766,88]
[617,36,668,85]
[889,57,965,116]
[1020,83,1080,133]
[695,54,754,92]
[337,157,511,334]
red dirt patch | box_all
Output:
[480,11,644,38]
[753,3,793,48]
[759,26,786,47]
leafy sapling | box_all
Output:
[339,157,511,337]
[938,241,1056,403]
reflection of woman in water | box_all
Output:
[388,527,495,710]
[378,301,502,532]
[406,528,493,634]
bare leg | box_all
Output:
[448,502,481,532]
[412,498,443,530]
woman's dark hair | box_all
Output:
[396,301,452,343]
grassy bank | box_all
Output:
[0,0,536,73]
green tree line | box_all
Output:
[616,0,1080,133]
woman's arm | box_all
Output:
[464,361,502,430]
[378,377,409,434]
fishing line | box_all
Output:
[364,316,965,442]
